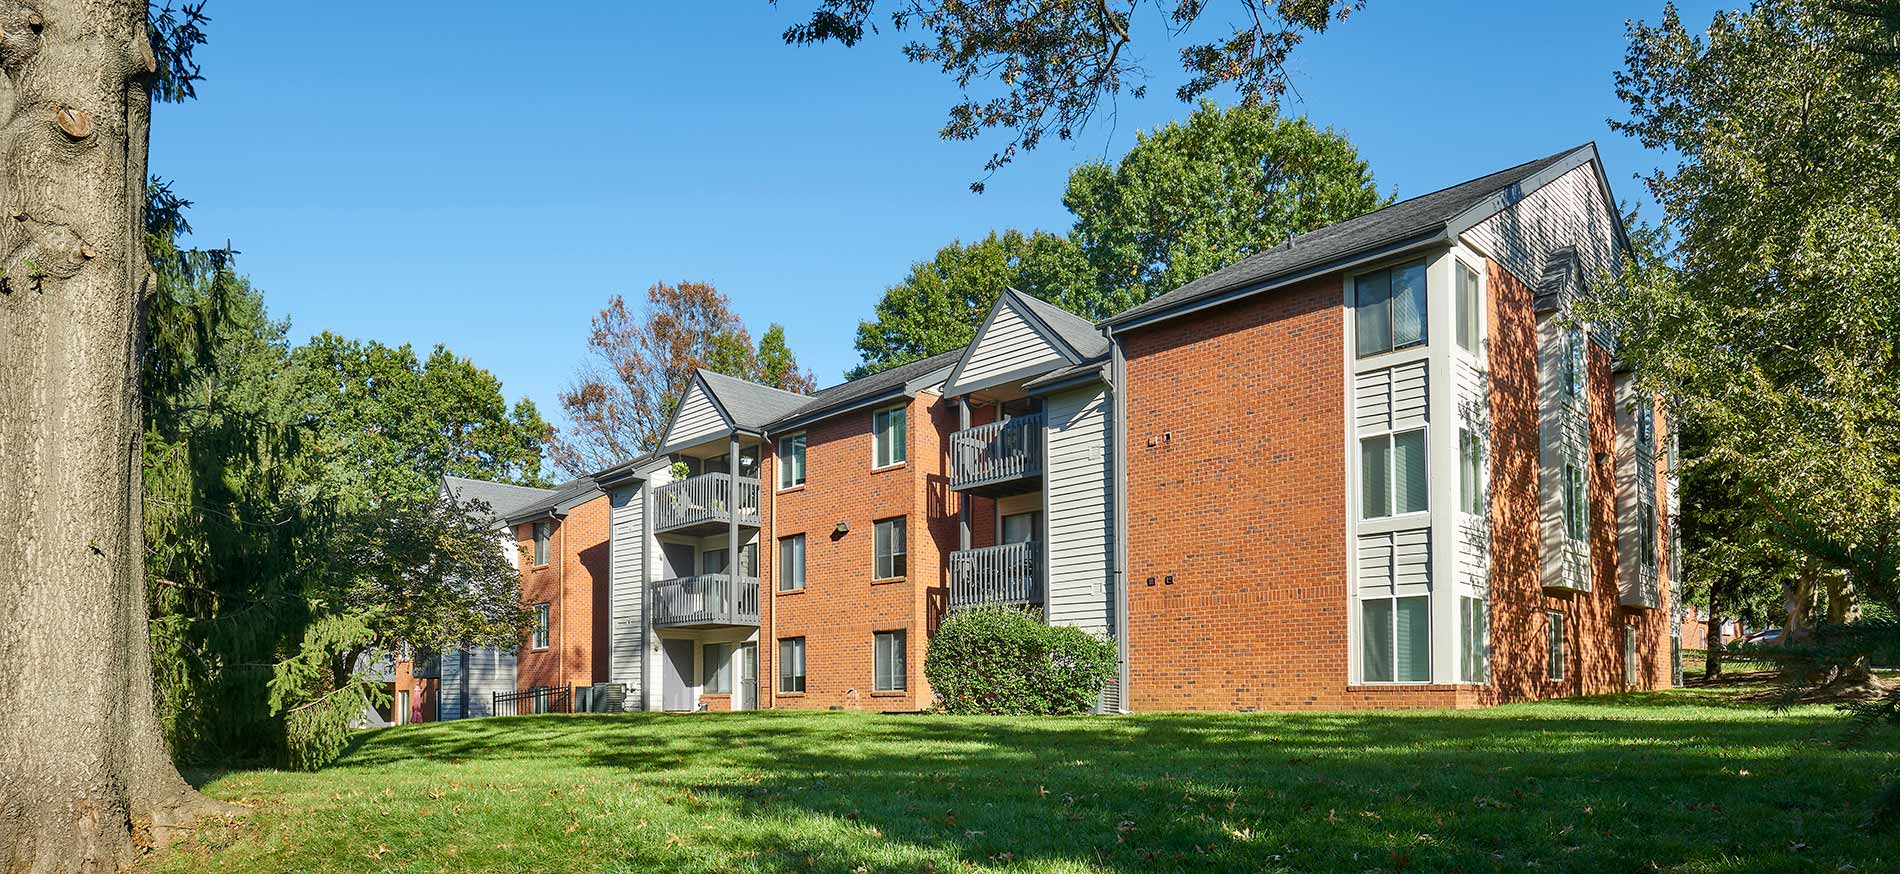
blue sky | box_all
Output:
[152,1,1723,428]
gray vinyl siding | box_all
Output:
[459,646,516,718]
[959,300,1064,386]
[1462,163,1620,312]
[1354,360,1429,432]
[1043,385,1112,635]
[1537,315,1592,592]
[439,647,462,720]
[609,485,646,700]
[1615,373,1659,608]
[666,382,728,447]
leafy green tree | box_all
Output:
[1066,102,1388,315]
[850,103,1387,375]
[1587,0,1899,742]
[756,324,818,393]
[850,230,1091,378]
[781,0,1365,188]
[289,335,552,503]
[1677,421,1798,676]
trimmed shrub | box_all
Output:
[925,606,1117,715]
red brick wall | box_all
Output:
[1120,273,1380,710]
[514,495,611,694]
[391,660,438,723]
[1481,258,1671,703]
[760,391,952,711]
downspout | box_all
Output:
[1110,337,1131,713]
[766,429,776,711]
[557,513,567,695]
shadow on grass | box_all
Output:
[298,688,1900,873]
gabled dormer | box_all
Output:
[941,288,1109,399]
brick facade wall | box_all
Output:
[759,391,955,711]
[514,494,611,694]
[391,659,438,723]
[1120,273,1375,710]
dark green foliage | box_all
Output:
[924,607,1116,715]
[142,190,542,767]
[850,102,1387,377]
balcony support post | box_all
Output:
[958,397,971,551]
[729,435,741,588]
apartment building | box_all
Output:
[480,141,1678,713]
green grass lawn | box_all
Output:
[152,684,1900,874]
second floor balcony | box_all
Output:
[651,573,761,629]
[950,413,1043,496]
[948,541,1042,611]
[654,472,761,536]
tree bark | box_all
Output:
[0,3,237,870]
[1704,588,1724,679]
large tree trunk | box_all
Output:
[0,3,236,870]
[1704,589,1724,679]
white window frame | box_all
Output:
[1359,427,1430,521]
[1563,328,1587,405]
[1454,259,1484,355]
[872,404,907,469]
[873,629,907,692]
[1564,459,1588,543]
[1353,258,1431,359]
[1458,426,1486,517]
[532,521,551,566]
[1460,595,1489,684]
[873,516,907,580]
[1359,593,1431,684]
[778,534,807,591]
[778,433,807,489]
[531,603,550,650]
[778,637,806,693]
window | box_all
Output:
[1548,611,1567,681]
[1563,328,1586,403]
[1564,461,1588,541]
[874,630,907,692]
[1360,429,1428,519]
[1001,511,1039,544]
[873,406,907,467]
[874,517,907,579]
[1455,260,1482,354]
[702,544,758,577]
[1459,427,1485,516]
[1460,596,1489,684]
[778,534,806,591]
[703,642,732,693]
[532,603,550,649]
[778,637,806,693]
[702,548,726,575]
[1640,504,1658,568]
[1362,595,1429,682]
[1635,402,1654,449]
[779,433,807,488]
[1354,260,1428,357]
[532,521,551,566]
[1622,625,1638,687]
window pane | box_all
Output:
[1460,429,1483,516]
[1002,512,1038,544]
[1392,261,1428,349]
[1355,269,1392,357]
[889,407,907,464]
[1393,429,1428,514]
[875,520,891,578]
[891,518,906,578]
[1461,596,1488,684]
[1395,596,1430,682]
[779,535,805,590]
[1565,463,1587,541]
[1361,598,1394,682]
[1456,262,1480,353]
[1641,505,1657,567]
[780,435,805,487]
[875,631,907,692]
[1360,436,1391,519]
[1566,330,1586,400]
[778,638,805,693]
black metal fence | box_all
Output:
[491,683,631,716]
[493,685,570,716]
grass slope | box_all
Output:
[153,685,1899,873]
